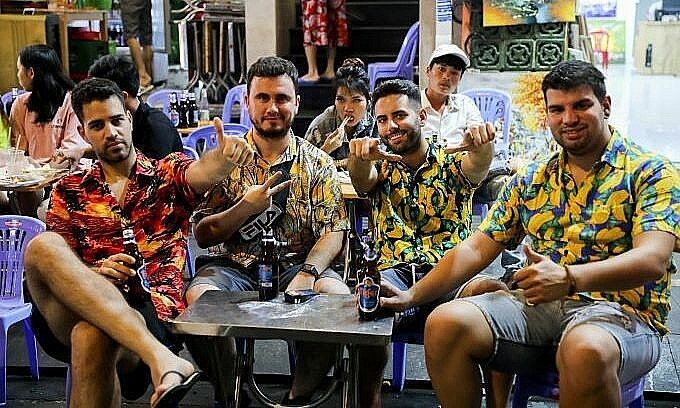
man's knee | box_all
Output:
[25,232,66,275]
[71,321,119,361]
[425,300,493,360]
[185,284,219,305]
[557,325,620,385]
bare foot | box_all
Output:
[321,70,335,81]
[300,73,320,82]
[149,353,196,406]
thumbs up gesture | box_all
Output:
[214,117,254,167]
[511,246,572,305]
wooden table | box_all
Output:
[0,169,69,214]
[171,291,393,408]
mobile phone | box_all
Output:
[284,289,319,304]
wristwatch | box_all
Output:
[300,263,320,280]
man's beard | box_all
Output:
[253,122,291,139]
[382,126,422,155]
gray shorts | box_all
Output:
[463,291,661,385]
[121,0,152,45]
[186,259,344,293]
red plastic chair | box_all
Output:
[590,30,610,70]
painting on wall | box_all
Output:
[588,19,626,63]
[483,0,577,27]
[580,0,617,18]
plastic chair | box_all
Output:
[183,123,249,156]
[182,146,199,160]
[0,216,45,404]
[367,22,419,91]
[512,370,645,408]
[1,89,26,116]
[146,89,183,117]
[221,84,252,128]
[590,29,610,70]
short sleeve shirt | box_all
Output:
[46,151,198,321]
[480,128,680,333]
[192,131,349,269]
[371,144,477,269]
[421,89,482,146]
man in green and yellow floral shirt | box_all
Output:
[380,61,680,408]
[348,79,497,407]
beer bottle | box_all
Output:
[258,228,279,301]
[122,228,151,304]
[168,92,180,127]
[358,234,380,320]
[178,91,189,128]
[188,92,199,127]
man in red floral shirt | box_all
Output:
[24,78,253,408]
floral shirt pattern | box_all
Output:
[370,144,477,270]
[480,128,680,333]
[46,151,198,321]
[192,131,348,271]
[302,0,349,47]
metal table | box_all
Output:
[171,291,393,408]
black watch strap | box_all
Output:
[300,263,320,279]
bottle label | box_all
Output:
[137,263,151,293]
[358,277,380,312]
[170,111,180,127]
[258,264,273,288]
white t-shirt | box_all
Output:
[420,89,482,147]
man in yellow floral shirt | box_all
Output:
[185,57,349,407]
[348,79,498,407]
[380,61,680,408]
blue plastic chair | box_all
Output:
[367,22,419,91]
[0,216,45,404]
[221,85,252,128]
[146,89,183,117]
[1,89,26,116]
[182,146,199,160]
[512,371,645,408]
[183,123,249,156]
[461,88,512,144]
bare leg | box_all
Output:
[557,324,621,408]
[357,345,387,408]
[301,44,320,82]
[322,47,336,80]
[287,277,349,399]
[70,321,121,408]
[127,37,152,88]
[142,45,154,83]
[424,300,495,408]
[24,232,195,405]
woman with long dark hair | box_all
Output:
[10,44,89,167]
[304,58,376,168]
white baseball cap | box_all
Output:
[428,44,470,68]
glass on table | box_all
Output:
[1,148,28,176]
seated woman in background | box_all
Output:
[10,44,90,168]
[305,58,376,169]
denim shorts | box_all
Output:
[186,260,343,293]
[463,291,661,385]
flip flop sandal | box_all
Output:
[151,370,202,408]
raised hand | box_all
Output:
[444,122,496,154]
[214,117,254,167]
[241,171,293,215]
[349,137,402,162]
[511,246,571,305]
[321,128,343,154]
[379,279,412,312]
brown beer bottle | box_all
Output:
[258,228,279,301]
[358,234,380,320]
[122,228,151,304]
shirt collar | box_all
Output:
[82,149,154,184]
[554,125,625,183]
[245,129,297,165]
[421,89,462,113]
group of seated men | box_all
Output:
[22,44,680,408]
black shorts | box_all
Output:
[30,298,182,399]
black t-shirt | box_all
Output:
[132,102,183,159]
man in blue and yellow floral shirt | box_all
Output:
[381,61,680,408]
[348,79,498,407]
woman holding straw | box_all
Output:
[304,58,376,169]
[10,44,90,169]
